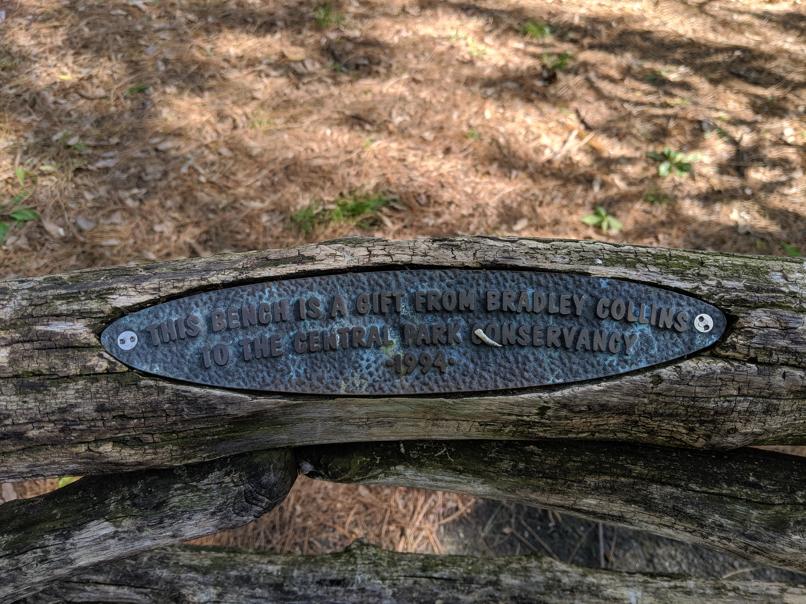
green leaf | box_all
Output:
[125,84,149,96]
[658,161,671,177]
[604,215,623,233]
[10,207,39,222]
[781,242,801,257]
[291,203,320,234]
[57,476,80,488]
[644,188,672,205]
[522,20,551,40]
[543,51,571,70]
[0,222,9,243]
[14,166,28,187]
[581,213,602,226]
[11,189,30,204]
[646,151,664,161]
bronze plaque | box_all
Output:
[101,269,726,394]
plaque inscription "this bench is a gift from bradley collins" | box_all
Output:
[101,269,725,395]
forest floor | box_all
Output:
[1,0,804,564]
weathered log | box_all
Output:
[298,440,806,573]
[1,237,803,480]
[27,544,806,604]
[0,449,296,603]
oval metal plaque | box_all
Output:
[101,269,726,395]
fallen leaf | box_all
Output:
[89,157,118,170]
[282,46,307,61]
[41,219,65,238]
[75,216,96,231]
[77,86,107,100]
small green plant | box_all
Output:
[330,192,389,223]
[1,167,39,243]
[644,187,673,205]
[466,127,481,140]
[450,31,487,58]
[647,148,698,177]
[59,132,87,153]
[522,20,552,40]
[14,166,29,188]
[781,242,801,257]
[291,203,320,235]
[465,36,487,57]
[125,84,149,96]
[313,3,344,28]
[582,206,623,234]
[291,192,392,233]
[542,51,572,71]
[248,112,274,131]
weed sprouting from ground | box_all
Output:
[330,192,389,222]
[292,192,392,234]
[522,20,552,40]
[125,84,149,96]
[450,31,488,57]
[1,167,39,244]
[291,203,321,235]
[313,4,344,29]
[582,206,622,234]
[647,148,699,177]
[542,52,572,71]
[644,187,673,205]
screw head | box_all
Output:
[117,330,138,351]
[693,314,714,333]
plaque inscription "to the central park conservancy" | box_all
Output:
[101,269,726,395]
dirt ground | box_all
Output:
[1,0,804,563]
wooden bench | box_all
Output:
[1,237,804,601]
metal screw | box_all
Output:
[117,330,138,351]
[693,314,714,333]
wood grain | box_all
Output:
[0,449,296,603]
[26,544,806,604]
[1,237,803,480]
[299,440,806,573]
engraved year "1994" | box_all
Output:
[385,351,455,375]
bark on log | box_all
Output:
[298,440,806,573]
[26,544,806,604]
[0,449,296,603]
[1,237,804,480]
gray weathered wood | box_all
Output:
[0,449,296,603]
[298,440,806,573]
[27,544,806,604]
[1,237,804,480]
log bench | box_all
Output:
[1,237,804,602]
